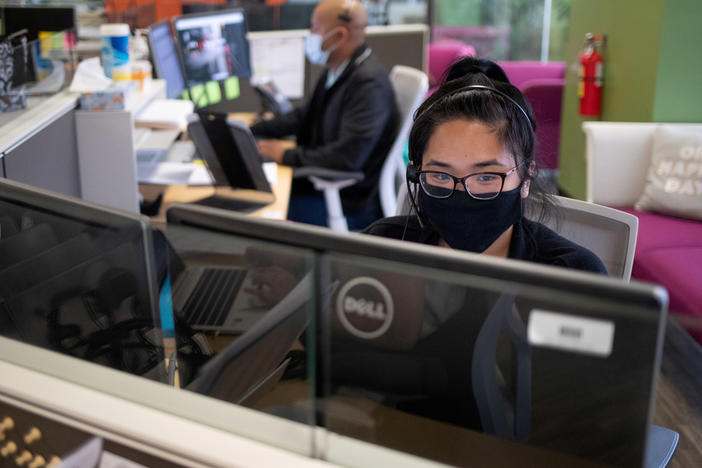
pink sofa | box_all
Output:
[497,61,566,91]
[584,122,702,345]
[499,62,566,177]
[427,39,476,89]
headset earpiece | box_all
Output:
[406,163,419,184]
[338,0,353,22]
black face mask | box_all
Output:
[418,186,523,253]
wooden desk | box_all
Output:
[140,163,293,223]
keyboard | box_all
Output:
[182,269,248,327]
[193,195,269,213]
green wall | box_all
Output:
[559,0,702,198]
[652,0,702,122]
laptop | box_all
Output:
[169,263,268,333]
[185,111,273,212]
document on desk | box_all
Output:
[135,99,195,130]
[249,32,305,99]
[138,161,278,186]
[138,161,214,185]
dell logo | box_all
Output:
[336,276,394,340]
[343,296,386,320]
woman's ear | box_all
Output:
[521,179,531,198]
[520,161,535,198]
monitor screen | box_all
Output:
[173,8,252,87]
[148,20,186,99]
[165,205,668,467]
[0,178,170,384]
[187,111,271,193]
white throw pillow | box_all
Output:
[634,126,702,221]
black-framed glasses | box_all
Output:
[417,166,521,200]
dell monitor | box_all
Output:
[165,204,668,467]
[0,178,170,384]
[147,20,186,99]
[173,8,252,88]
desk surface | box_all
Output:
[140,163,293,223]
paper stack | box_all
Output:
[135,99,194,130]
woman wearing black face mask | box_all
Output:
[364,57,607,274]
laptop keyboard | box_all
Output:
[182,269,248,327]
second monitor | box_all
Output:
[173,8,252,88]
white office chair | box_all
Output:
[524,195,638,280]
[301,65,428,232]
[397,190,638,281]
[378,65,429,218]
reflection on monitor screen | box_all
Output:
[173,9,252,87]
[148,20,186,99]
[0,178,168,383]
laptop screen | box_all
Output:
[189,111,271,193]
[166,204,667,467]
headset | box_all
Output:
[402,84,535,237]
[338,0,355,22]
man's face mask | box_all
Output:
[305,27,342,66]
[418,186,524,253]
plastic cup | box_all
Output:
[100,23,130,79]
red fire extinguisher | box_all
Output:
[579,33,603,116]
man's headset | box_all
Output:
[403,84,535,233]
[338,0,354,22]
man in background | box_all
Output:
[252,0,398,230]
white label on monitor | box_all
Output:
[527,309,614,357]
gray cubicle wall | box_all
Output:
[207,24,428,114]
[1,105,81,198]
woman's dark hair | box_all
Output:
[408,56,556,223]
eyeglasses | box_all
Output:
[416,166,521,200]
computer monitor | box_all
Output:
[165,204,668,467]
[279,3,315,30]
[187,111,272,193]
[147,20,186,99]
[0,5,76,42]
[173,8,252,88]
[0,178,170,384]
[241,3,275,32]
